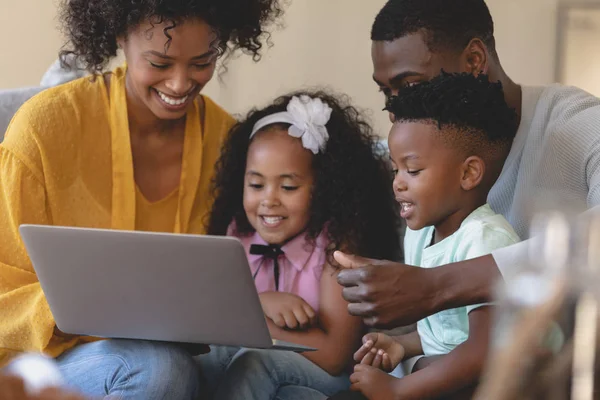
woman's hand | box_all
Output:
[354,332,405,372]
[259,291,317,330]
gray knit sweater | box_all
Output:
[490,85,600,274]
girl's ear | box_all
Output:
[460,156,485,191]
[117,36,126,50]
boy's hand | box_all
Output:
[354,332,405,372]
[259,292,317,330]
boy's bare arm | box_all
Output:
[392,330,423,360]
[392,307,491,399]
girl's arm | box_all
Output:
[266,264,364,376]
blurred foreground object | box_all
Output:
[1,354,87,399]
[476,210,600,400]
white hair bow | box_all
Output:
[249,95,333,154]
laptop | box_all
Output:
[19,224,315,352]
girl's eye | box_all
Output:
[282,186,299,191]
[249,184,263,189]
[149,62,169,69]
[407,169,423,176]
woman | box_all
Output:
[0,0,282,398]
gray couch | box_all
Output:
[0,87,45,139]
[0,57,87,142]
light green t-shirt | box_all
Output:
[405,204,520,356]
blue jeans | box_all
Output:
[56,339,200,400]
[196,346,350,400]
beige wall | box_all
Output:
[0,0,63,88]
[560,7,600,96]
[202,0,390,134]
[1,0,598,136]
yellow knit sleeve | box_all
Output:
[0,147,60,364]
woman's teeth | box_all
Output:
[157,90,189,106]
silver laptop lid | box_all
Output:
[19,225,274,348]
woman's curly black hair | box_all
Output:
[207,90,402,263]
[58,0,285,74]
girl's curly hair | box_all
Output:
[207,90,402,263]
[58,0,284,74]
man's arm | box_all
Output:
[335,251,500,328]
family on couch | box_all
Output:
[2,0,600,399]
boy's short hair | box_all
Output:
[385,72,518,161]
[371,0,498,60]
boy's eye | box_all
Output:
[407,169,423,176]
[249,183,263,189]
[282,186,299,191]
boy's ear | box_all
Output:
[460,156,485,191]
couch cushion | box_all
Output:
[0,87,45,142]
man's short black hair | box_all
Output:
[372,0,498,59]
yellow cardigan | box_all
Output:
[0,66,235,366]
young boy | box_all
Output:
[350,72,521,400]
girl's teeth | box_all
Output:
[157,91,188,106]
[263,216,283,225]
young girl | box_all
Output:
[201,90,401,399]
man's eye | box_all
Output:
[378,87,392,98]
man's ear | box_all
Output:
[460,156,485,191]
[460,38,489,76]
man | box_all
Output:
[335,0,600,378]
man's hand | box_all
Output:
[259,292,317,330]
[334,251,438,328]
[354,332,405,372]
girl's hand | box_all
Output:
[354,332,405,372]
[259,292,317,330]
